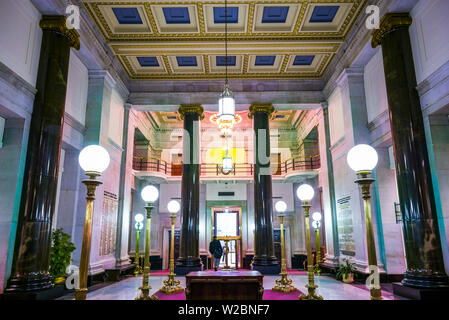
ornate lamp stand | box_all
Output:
[134,222,143,276]
[159,212,184,294]
[272,213,296,293]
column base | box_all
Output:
[2,285,64,300]
[402,272,449,289]
[5,275,53,293]
[252,257,281,275]
[393,282,449,300]
[174,258,202,275]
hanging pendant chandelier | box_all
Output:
[210,0,241,135]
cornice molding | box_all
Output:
[371,13,413,48]
[40,15,80,50]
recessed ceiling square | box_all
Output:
[137,57,159,67]
[293,55,315,66]
[112,7,142,24]
[177,56,198,67]
[309,6,339,23]
[214,7,239,23]
[216,56,236,66]
[262,6,289,23]
[163,7,190,24]
[255,56,276,66]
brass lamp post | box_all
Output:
[76,145,110,300]
[297,184,323,300]
[312,212,322,264]
[159,200,184,294]
[134,214,144,275]
[136,185,159,300]
[272,200,296,293]
[347,144,382,300]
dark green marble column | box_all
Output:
[249,104,281,275]
[174,105,203,275]
[373,13,449,289]
[6,16,80,293]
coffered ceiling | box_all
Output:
[82,0,367,80]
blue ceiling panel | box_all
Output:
[293,55,315,66]
[137,57,159,67]
[213,7,239,23]
[216,56,236,66]
[262,6,289,23]
[163,7,190,24]
[309,6,339,23]
[177,56,198,67]
[255,56,276,66]
[112,8,143,24]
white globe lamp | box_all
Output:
[167,200,180,214]
[296,184,315,202]
[78,145,110,174]
[347,144,378,173]
[141,185,159,203]
[135,213,144,223]
[275,200,287,214]
[312,212,322,222]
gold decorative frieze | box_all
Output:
[40,15,81,50]
[178,104,205,120]
[371,13,413,48]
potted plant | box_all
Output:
[49,228,76,286]
[336,258,356,283]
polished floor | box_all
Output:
[58,271,406,300]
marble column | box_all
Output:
[249,104,280,275]
[6,16,80,293]
[373,13,449,288]
[174,105,203,275]
[321,102,340,266]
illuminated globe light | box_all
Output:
[167,200,180,214]
[275,200,287,214]
[312,220,320,229]
[134,213,145,223]
[78,145,110,173]
[312,212,322,222]
[222,156,233,171]
[135,222,144,230]
[296,184,315,202]
[218,85,235,122]
[347,144,379,172]
[141,185,159,203]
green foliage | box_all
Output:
[336,258,356,280]
[49,228,76,280]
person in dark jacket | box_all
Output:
[209,236,223,271]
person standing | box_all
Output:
[209,236,223,271]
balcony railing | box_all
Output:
[133,156,320,178]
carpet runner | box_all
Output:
[153,289,303,300]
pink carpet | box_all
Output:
[154,289,303,300]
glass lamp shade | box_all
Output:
[223,156,233,171]
[218,85,235,122]
[78,145,110,173]
[312,220,320,229]
[167,200,180,214]
[347,144,378,172]
[296,184,315,201]
[141,185,159,203]
[135,222,144,230]
[312,212,322,222]
[134,213,145,223]
[275,200,287,213]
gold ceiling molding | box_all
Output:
[371,13,413,48]
[40,15,81,50]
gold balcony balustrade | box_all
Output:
[133,156,320,178]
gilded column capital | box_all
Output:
[248,104,275,119]
[371,13,412,48]
[40,15,81,50]
[178,104,204,120]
